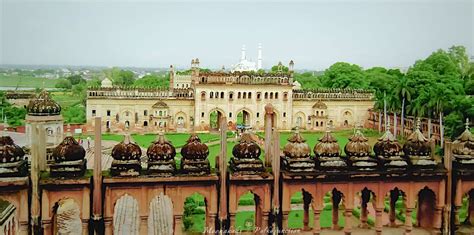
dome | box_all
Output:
[283,131,311,158]
[373,128,402,157]
[52,136,86,162]
[26,90,61,116]
[314,131,340,157]
[452,119,474,156]
[344,129,371,157]
[232,133,261,159]
[0,136,25,163]
[181,135,209,160]
[101,78,113,88]
[147,133,176,161]
[111,134,142,161]
[292,81,302,90]
[403,119,430,157]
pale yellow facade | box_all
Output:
[86,64,374,133]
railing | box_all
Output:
[87,87,194,99]
[293,88,374,100]
[197,71,292,85]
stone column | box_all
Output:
[405,208,413,235]
[260,212,270,234]
[206,213,217,234]
[282,211,289,230]
[433,206,443,235]
[30,123,43,234]
[174,215,183,235]
[92,117,104,234]
[264,104,274,167]
[344,208,352,235]
[104,219,113,235]
[229,213,236,235]
[313,209,321,235]
[375,208,383,235]
[218,117,228,232]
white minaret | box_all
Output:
[257,43,262,70]
[241,44,246,61]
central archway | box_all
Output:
[236,109,252,130]
[209,109,224,131]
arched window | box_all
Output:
[270,92,274,99]
[201,91,206,100]
[275,92,279,99]
[220,92,224,98]
[243,92,247,99]
[316,111,319,116]
[316,122,319,127]
[144,121,148,127]
[321,111,324,116]
[159,111,163,116]
[238,92,241,99]
[257,93,261,100]
[283,112,286,117]
[265,92,268,99]
[229,92,233,100]
[320,121,323,126]
[248,92,252,99]
[210,92,214,98]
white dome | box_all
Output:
[101,78,113,88]
[293,81,302,90]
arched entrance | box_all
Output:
[209,109,224,131]
[237,109,251,130]
[148,193,174,235]
[113,194,139,235]
[52,198,82,235]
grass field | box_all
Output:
[50,91,82,108]
[0,74,59,88]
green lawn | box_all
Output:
[0,74,59,88]
[50,91,82,108]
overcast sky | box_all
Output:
[1,0,473,70]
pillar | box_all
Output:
[360,204,368,228]
[260,212,270,234]
[229,213,236,235]
[174,215,183,235]
[344,208,353,235]
[405,208,413,235]
[206,213,217,234]
[264,105,273,167]
[433,206,443,235]
[282,211,289,230]
[92,117,104,234]
[313,209,321,235]
[375,208,383,235]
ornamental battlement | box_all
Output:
[195,71,293,85]
[292,88,374,101]
[87,87,193,99]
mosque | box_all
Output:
[86,45,375,133]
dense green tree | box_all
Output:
[271,63,289,72]
[294,72,322,89]
[0,92,26,128]
[87,78,101,87]
[62,105,86,124]
[104,68,135,86]
[66,74,85,85]
[55,79,72,89]
[134,74,169,88]
[320,62,367,89]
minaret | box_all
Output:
[169,65,175,90]
[257,43,262,70]
[241,44,246,61]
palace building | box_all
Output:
[86,48,374,133]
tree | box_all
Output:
[134,74,169,88]
[55,79,72,89]
[392,76,412,136]
[66,74,85,85]
[62,105,86,124]
[271,63,289,72]
[320,62,367,89]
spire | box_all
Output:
[241,44,246,61]
[257,43,262,70]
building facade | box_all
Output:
[86,59,374,133]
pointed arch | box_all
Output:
[113,194,140,235]
[148,193,174,235]
[52,198,82,235]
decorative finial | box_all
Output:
[2,116,7,136]
[294,126,300,134]
[66,124,71,137]
[416,118,421,130]
[466,118,470,130]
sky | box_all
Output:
[1,0,473,70]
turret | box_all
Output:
[169,65,175,90]
[191,58,200,84]
[257,43,262,70]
